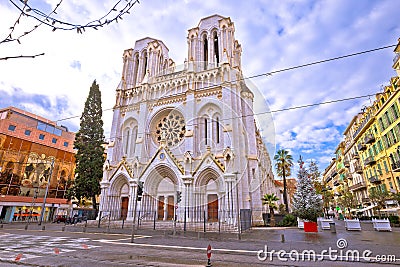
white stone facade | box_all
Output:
[99,15,276,226]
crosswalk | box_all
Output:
[0,233,100,262]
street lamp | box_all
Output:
[233,171,241,240]
[39,159,54,225]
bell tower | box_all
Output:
[187,14,242,71]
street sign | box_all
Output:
[207,244,212,259]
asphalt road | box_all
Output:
[0,220,399,267]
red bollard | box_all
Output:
[206,244,212,267]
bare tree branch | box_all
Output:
[0,52,45,60]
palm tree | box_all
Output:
[274,149,293,213]
[262,193,280,226]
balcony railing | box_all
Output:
[362,197,370,203]
[368,176,380,184]
[392,161,400,172]
[333,180,340,187]
[354,165,363,174]
[349,182,367,191]
[357,143,367,151]
[325,176,332,183]
[353,153,360,159]
[364,134,375,144]
[343,160,350,167]
[346,173,353,180]
[364,156,376,166]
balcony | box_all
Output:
[333,180,340,187]
[354,165,363,174]
[362,197,370,203]
[344,160,350,167]
[346,173,353,180]
[357,143,367,151]
[392,161,400,172]
[368,176,381,184]
[364,134,375,144]
[353,153,360,159]
[349,182,367,191]
[325,176,332,183]
[364,156,376,166]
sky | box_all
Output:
[1,0,400,176]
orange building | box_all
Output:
[0,107,76,223]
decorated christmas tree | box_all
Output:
[292,156,323,222]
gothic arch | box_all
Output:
[195,167,224,192]
[144,164,180,196]
[108,173,130,197]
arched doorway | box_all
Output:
[195,168,223,222]
[144,164,179,221]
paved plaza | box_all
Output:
[0,219,399,266]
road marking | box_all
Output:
[0,232,101,262]
[94,239,257,254]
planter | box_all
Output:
[304,221,318,232]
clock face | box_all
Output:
[152,110,185,147]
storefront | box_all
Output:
[0,195,70,223]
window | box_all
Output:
[39,134,45,140]
[24,129,31,136]
[8,125,16,131]
[204,118,208,145]
[63,141,69,147]
[52,138,57,144]
[383,160,389,173]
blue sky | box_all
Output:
[1,0,400,176]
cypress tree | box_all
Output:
[70,80,105,210]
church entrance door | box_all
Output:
[207,194,218,222]
[157,196,165,220]
[121,197,128,219]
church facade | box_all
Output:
[99,15,277,226]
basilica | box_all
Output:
[99,15,277,226]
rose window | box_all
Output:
[154,111,185,146]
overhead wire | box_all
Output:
[2,43,396,143]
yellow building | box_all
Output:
[323,38,400,216]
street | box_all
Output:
[0,220,399,266]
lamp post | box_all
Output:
[39,159,54,225]
[233,171,241,240]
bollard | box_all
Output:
[24,225,28,230]
[41,225,45,231]
[206,244,212,267]
[329,222,336,233]
[281,234,285,243]
[62,226,65,231]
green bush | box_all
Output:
[277,214,297,227]
[389,215,399,225]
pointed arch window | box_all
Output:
[124,128,130,156]
[203,35,208,70]
[131,126,138,156]
[204,118,208,145]
[133,54,139,86]
[213,31,219,65]
[142,51,148,81]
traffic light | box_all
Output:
[137,181,144,201]
[176,191,182,203]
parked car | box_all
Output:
[53,215,68,223]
